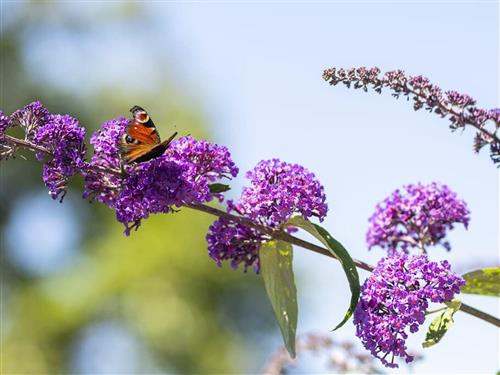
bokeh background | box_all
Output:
[0,1,498,374]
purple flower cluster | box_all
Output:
[32,114,87,201]
[165,136,239,202]
[207,159,328,272]
[354,254,464,368]
[115,136,237,234]
[82,118,239,233]
[115,157,189,234]
[10,101,51,139]
[2,103,50,160]
[366,183,469,253]
[1,102,87,200]
[88,117,126,171]
[206,217,265,272]
[82,117,128,206]
[230,159,328,227]
[323,67,500,165]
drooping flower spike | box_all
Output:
[323,67,500,165]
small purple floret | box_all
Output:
[489,108,500,123]
[354,254,464,368]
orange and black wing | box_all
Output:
[119,105,177,164]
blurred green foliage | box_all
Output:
[1,2,273,373]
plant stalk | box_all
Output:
[187,203,500,328]
[3,134,499,328]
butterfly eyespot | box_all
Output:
[136,112,150,123]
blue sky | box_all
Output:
[10,1,500,373]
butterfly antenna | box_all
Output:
[161,131,178,146]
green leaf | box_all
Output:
[422,299,461,348]
[461,268,500,297]
[286,216,360,331]
[259,240,298,358]
[208,183,231,194]
[443,299,462,311]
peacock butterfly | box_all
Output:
[119,105,177,164]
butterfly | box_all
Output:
[119,105,178,164]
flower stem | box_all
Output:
[3,134,123,177]
[400,84,499,145]
[3,134,51,155]
[3,134,499,328]
[187,203,500,328]
[322,67,500,146]
[186,203,374,272]
[458,303,500,327]
[425,306,447,316]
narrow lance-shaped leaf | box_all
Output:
[259,240,298,358]
[422,299,461,348]
[461,267,500,297]
[286,216,360,331]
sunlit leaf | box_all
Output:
[259,240,298,358]
[461,268,500,297]
[423,299,461,348]
[286,216,360,330]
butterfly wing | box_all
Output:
[120,143,156,164]
[126,131,178,164]
[119,106,177,164]
[119,121,161,163]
